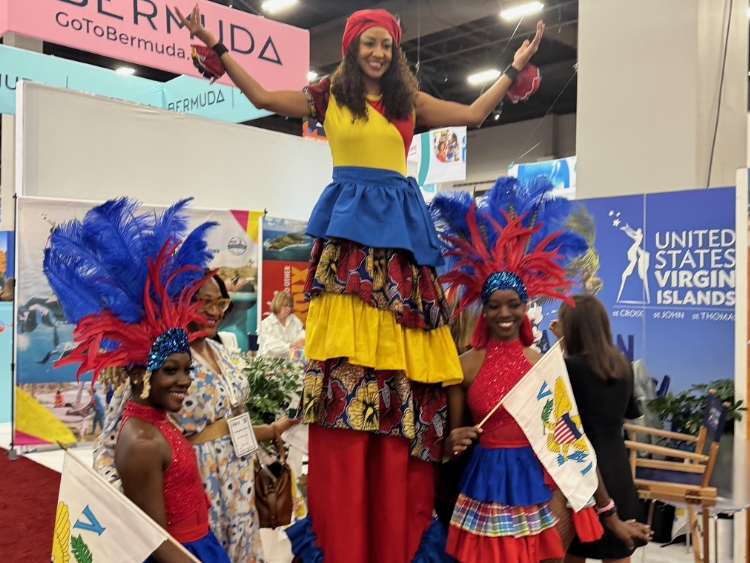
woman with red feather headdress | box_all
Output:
[430,178,652,563]
[175,5,544,562]
[45,198,296,563]
[43,199,233,563]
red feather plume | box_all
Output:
[55,239,214,384]
[440,205,576,316]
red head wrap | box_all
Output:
[342,9,402,55]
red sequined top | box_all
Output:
[120,401,210,543]
[467,339,532,447]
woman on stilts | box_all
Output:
[177,5,544,561]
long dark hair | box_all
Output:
[330,36,418,122]
[559,294,630,381]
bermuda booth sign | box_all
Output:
[0,44,270,123]
[0,0,309,90]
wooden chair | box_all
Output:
[624,391,729,563]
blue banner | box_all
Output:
[0,44,269,123]
[509,156,576,194]
[533,187,735,392]
[0,44,161,113]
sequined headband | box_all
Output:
[481,271,529,303]
[146,328,191,372]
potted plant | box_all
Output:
[242,355,304,426]
[648,378,744,497]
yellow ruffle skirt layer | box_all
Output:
[305,293,463,386]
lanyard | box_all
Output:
[192,347,240,409]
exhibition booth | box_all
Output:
[0,0,749,562]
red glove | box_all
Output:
[507,64,541,103]
[191,45,226,83]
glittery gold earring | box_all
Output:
[140,370,152,399]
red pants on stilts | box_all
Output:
[307,425,435,563]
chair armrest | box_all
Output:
[624,441,708,462]
[623,424,698,443]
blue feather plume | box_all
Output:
[44,197,215,326]
[429,174,587,276]
[150,198,192,259]
[167,220,218,294]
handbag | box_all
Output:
[254,437,293,529]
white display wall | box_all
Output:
[12,82,333,224]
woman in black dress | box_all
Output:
[555,294,647,563]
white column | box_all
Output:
[577,4,749,561]
[576,0,747,198]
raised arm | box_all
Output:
[175,4,310,118]
[416,21,544,129]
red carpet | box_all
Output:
[0,449,60,562]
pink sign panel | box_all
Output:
[0,0,309,90]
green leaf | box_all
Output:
[647,378,743,439]
[542,399,553,423]
[243,355,304,425]
[71,535,93,563]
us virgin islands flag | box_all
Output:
[52,451,169,563]
[503,342,598,511]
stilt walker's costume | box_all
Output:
[429,178,603,563]
[188,7,542,560]
[43,198,230,563]
[283,10,462,563]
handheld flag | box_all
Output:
[502,342,598,511]
[52,451,199,563]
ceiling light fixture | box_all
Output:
[307,71,318,81]
[501,1,544,21]
[467,69,501,85]
[115,67,135,76]
[261,0,298,14]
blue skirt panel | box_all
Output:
[306,166,444,268]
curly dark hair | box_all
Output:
[330,36,418,122]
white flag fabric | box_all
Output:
[52,451,169,563]
[502,343,598,512]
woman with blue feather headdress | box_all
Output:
[44,197,296,563]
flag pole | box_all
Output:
[62,450,203,563]
[475,339,564,430]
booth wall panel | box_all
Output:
[15,82,332,222]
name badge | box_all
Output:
[227,413,259,459]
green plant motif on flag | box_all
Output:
[71,535,93,563]
[541,399,553,426]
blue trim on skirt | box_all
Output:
[460,444,553,506]
[144,530,231,563]
[306,166,444,268]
